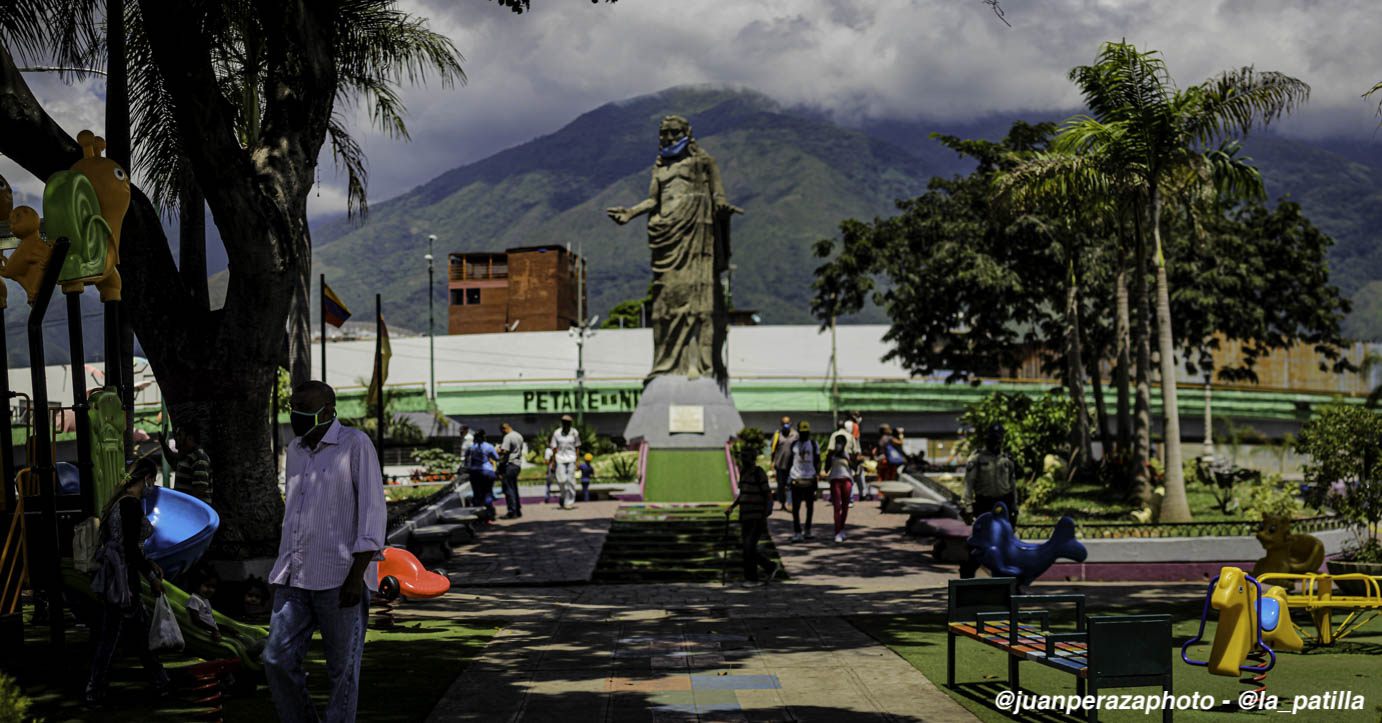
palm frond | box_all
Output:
[327,114,369,221]
[1364,81,1382,127]
[1183,67,1310,147]
[333,0,465,141]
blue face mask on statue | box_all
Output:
[659,136,689,158]
[291,405,333,438]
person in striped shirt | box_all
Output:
[265,381,386,723]
[158,422,212,503]
[725,445,780,586]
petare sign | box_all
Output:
[520,387,643,413]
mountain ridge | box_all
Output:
[199,85,1382,342]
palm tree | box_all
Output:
[1060,41,1309,521]
[123,1,465,386]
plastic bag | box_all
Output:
[72,516,101,573]
[148,593,185,653]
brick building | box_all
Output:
[448,246,586,335]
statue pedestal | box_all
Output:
[623,375,744,449]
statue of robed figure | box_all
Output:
[607,115,742,387]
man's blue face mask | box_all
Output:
[291,405,332,437]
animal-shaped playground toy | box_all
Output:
[1251,514,1325,578]
[1182,566,1303,679]
[965,503,1087,586]
[0,130,130,305]
[376,546,451,602]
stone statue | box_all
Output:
[607,115,742,386]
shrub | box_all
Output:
[1295,400,1382,563]
[610,453,639,481]
[0,673,40,723]
[731,426,767,463]
[959,390,1078,485]
[413,447,462,476]
[1021,453,1066,509]
[1243,473,1304,519]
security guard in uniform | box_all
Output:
[960,422,1018,578]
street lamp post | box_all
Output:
[427,234,436,402]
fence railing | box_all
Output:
[1014,514,1350,540]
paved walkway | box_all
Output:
[404,496,1205,722]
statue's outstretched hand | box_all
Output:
[606,207,631,225]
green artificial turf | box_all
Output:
[850,605,1382,722]
[11,610,497,723]
[643,450,732,502]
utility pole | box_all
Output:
[1202,369,1213,460]
[574,247,586,424]
[427,234,436,402]
[830,308,839,429]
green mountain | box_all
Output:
[206,86,1382,341]
[280,86,933,332]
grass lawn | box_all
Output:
[643,450,732,502]
[11,609,498,723]
[850,603,1382,722]
[928,476,1324,526]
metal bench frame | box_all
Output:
[946,578,1173,723]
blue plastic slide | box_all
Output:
[142,485,219,580]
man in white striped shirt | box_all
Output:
[265,381,386,723]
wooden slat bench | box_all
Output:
[946,578,1173,723]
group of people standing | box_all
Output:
[456,414,590,520]
[767,411,908,543]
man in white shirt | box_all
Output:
[265,381,386,723]
[549,415,581,509]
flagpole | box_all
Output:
[375,294,384,472]
[319,273,326,381]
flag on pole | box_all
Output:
[322,283,352,328]
[367,315,392,408]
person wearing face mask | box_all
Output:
[265,381,386,723]
[85,454,171,707]
[769,416,796,512]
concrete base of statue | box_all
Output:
[623,375,745,449]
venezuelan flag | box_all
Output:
[322,282,352,328]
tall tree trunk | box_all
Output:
[1152,182,1190,522]
[1090,353,1112,461]
[1114,222,1132,457]
[287,265,312,387]
[1064,262,1092,467]
[179,180,209,310]
[1131,203,1152,504]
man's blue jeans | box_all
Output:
[264,585,368,723]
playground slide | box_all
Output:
[60,485,265,673]
[142,485,219,580]
[62,566,269,674]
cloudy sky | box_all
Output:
[4,0,1381,223]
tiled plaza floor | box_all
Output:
[406,493,1205,721]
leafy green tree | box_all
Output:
[1296,401,1382,563]
[812,122,1059,383]
[601,283,651,329]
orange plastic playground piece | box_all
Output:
[377,546,450,600]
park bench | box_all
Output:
[946,577,1173,723]
[585,482,629,500]
[872,480,914,511]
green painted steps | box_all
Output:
[592,503,787,583]
[641,449,733,502]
